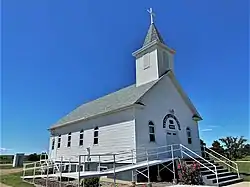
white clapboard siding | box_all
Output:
[135,75,201,155]
[49,108,136,163]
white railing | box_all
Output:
[22,144,222,186]
[205,147,240,178]
[180,144,219,186]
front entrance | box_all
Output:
[166,130,180,157]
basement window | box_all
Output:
[57,135,61,148]
[94,127,99,145]
[79,129,84,146]
[186,127,192,144]
[67,133,71,147]
[149,121,155,142]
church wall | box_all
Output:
[49,108,136,163]
[135,75,201,159]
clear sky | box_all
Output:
[1,0,249,154]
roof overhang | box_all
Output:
[132,40,175,58]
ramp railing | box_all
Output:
[22,144,219,186]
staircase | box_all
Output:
[184,158,243,186]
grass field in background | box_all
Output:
[236,156,250,181]
[0,172,34,187]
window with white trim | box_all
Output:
[79,129,84,146]
[186,127,192,144]
[149,121,155,142]
[57,135,61,148]
[94,127,99,145]
[52,138,55,150]
[67,132,71,147]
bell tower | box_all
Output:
[132,8,175,87]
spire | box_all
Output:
[143,8,165,47]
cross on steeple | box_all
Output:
[147,8,155,24]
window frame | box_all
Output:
[57,135,61,149]
[67,132,71,147]
[79,129,84,146]
[148,121,156,142]
[51,138,55,150]
[93,127,99,145]
[186,127,192,144]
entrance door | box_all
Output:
[166,131,180,157]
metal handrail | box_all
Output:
[180,144,219,185]
[24,143,224,186]
[205,147,240,178]
[205,147,238,167]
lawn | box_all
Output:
[0,171,34,187]
[0,164,14,169]
[236,156,250,181]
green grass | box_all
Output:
[0,165,14,169]
[236,156,250,181]
[0,172,34,187]
[236,161,250,181]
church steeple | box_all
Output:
[132,8,175,87]
[143,23,165,47]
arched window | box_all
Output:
[79,130,84,146]
[186,127,192,144]
[94,127,99,145]
[149,121,155,142]
[57,135,61,148]
[51,138,55,150]
[67,132,71,147]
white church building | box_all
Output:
[48,11,203,174]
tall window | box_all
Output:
[79,130,84,146]
[57,135,61,148]
[94,127,99,145]
[52,138,55,150]
[67,133,71,147]
[186,127,192,144]
[149,121,155,142]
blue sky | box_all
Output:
[1,0,249,154]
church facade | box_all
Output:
[48,17,202,164]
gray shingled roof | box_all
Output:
[143,23,165,46]
[50,78,162,129]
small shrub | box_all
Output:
[177,161,203,185]
[83,177,100,187]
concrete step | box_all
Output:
[218,177,243,186]
[205,171,231,179]
[200,165,223,171]
[211,174,238,183]
[201,168,228,175]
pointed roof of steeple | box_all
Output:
[143,23,165,47]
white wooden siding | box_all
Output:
[49,108,136,163]
[135,75,201,156]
